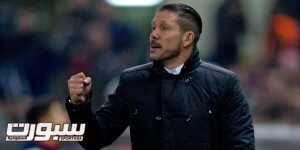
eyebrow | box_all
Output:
[151,19,172,26]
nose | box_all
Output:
[150,29,159,40]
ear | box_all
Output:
[182,31,195,48]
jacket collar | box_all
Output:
[152,47,201,78]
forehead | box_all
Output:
[152,10,178,24]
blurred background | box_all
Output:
[0,0,299,149]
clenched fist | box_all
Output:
[67,72,92,105]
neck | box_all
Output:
[163,47,193,69]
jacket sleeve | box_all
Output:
[65,74,129,150]
[221,75,255,150]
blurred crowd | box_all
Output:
[0,0,138,116]
[0,0,300,149]
[206,0,300,124]
[223,0,300,124]
[0,0,137,149]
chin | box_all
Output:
[149,55,157,61]
[149,54,160,61]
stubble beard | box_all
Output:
[150,41,182,65]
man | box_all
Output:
[66,3,255,150]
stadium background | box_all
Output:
[0,0,299,149]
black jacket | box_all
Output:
[66,50,255,150]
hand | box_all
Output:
[67,72,92,105]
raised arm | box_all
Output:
[65,72,129,150]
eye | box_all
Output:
[160,24,170,31]
[151,25,156,31]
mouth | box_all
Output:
[150,41,162,53]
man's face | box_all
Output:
[149,10,183,61]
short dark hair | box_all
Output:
[158,3,203,47]
[26,100,52,123]
[26,97,60,123]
